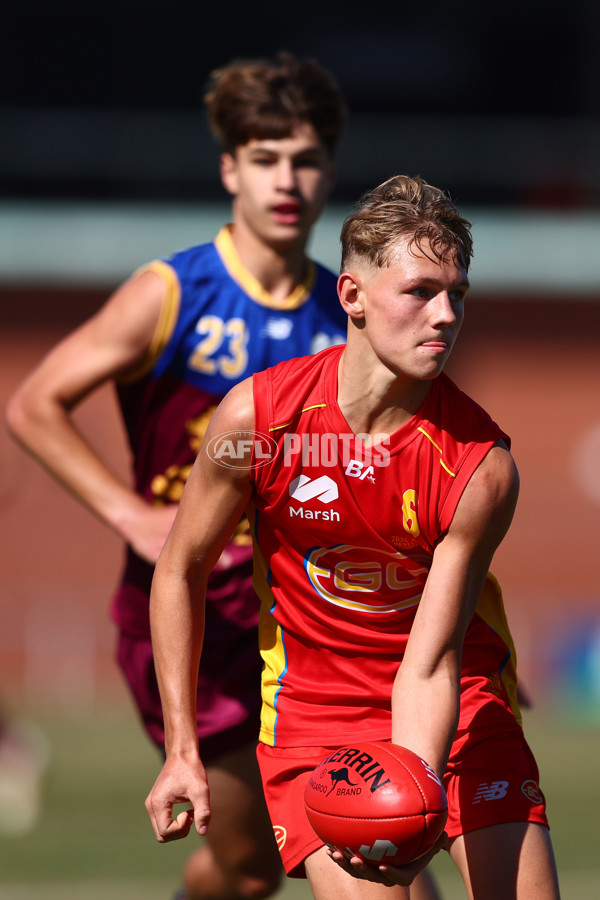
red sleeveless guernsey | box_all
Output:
[250,345,519,749]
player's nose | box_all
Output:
[276,160,297,190]
[431,292,460,326]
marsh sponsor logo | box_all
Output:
[289,474,339,503]
[288,474,340,521]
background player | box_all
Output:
[6,52,348,900]
[144,175,561,900]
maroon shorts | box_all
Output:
[257,722,549,878]
[115,546,263,763]
[117,631,261,763]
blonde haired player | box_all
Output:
[145,175,560,900]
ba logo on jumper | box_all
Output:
[289,474,339,503]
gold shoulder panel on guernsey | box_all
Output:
[215,225,315,310]
[247,504,284,745]
[119,260,181,382]
[475,573,522,724]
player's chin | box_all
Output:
[414,362,447,382]
[416,347,451,370]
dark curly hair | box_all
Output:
[204,51,346,156]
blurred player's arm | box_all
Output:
[5,270,175,563]
[145,379,255,841]
[391,442,519,779]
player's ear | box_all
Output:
[220,153,239,196]
[338,271,366,320]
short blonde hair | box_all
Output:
[341,175,473,272]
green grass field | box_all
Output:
[0,703,598,900]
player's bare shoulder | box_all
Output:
[79,267,169,378]
[204,377,255,438]
[473,440,519,509]
[451,441,519,553]
[198,378,257,477]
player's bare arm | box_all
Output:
[329,442,519,889]
[391,441,520,777]
[5,270,176,562]
[145,379,256,843]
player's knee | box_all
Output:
[234,870,282,900]
[186,873,281,900]
[184,848,282,900]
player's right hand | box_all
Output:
[327,832,448,887]
[122,502,179,565]
[145,755,211,843]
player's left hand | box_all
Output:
[326,832,448,886]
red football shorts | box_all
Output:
[257,722,549,878]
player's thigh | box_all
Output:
[306,845,410,900]
[204,742,280,868]
[409,867,443,900]
[449,821,560,900]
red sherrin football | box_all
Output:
[304,741,448,867]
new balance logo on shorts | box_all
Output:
[472,780,509,804]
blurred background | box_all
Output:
[1,1,599,897]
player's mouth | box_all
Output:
[272,202,303,224]
[420,340,449,354]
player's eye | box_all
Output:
[411,287,433,300]
[293,155,324,170]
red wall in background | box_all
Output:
[1,287,599,710]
